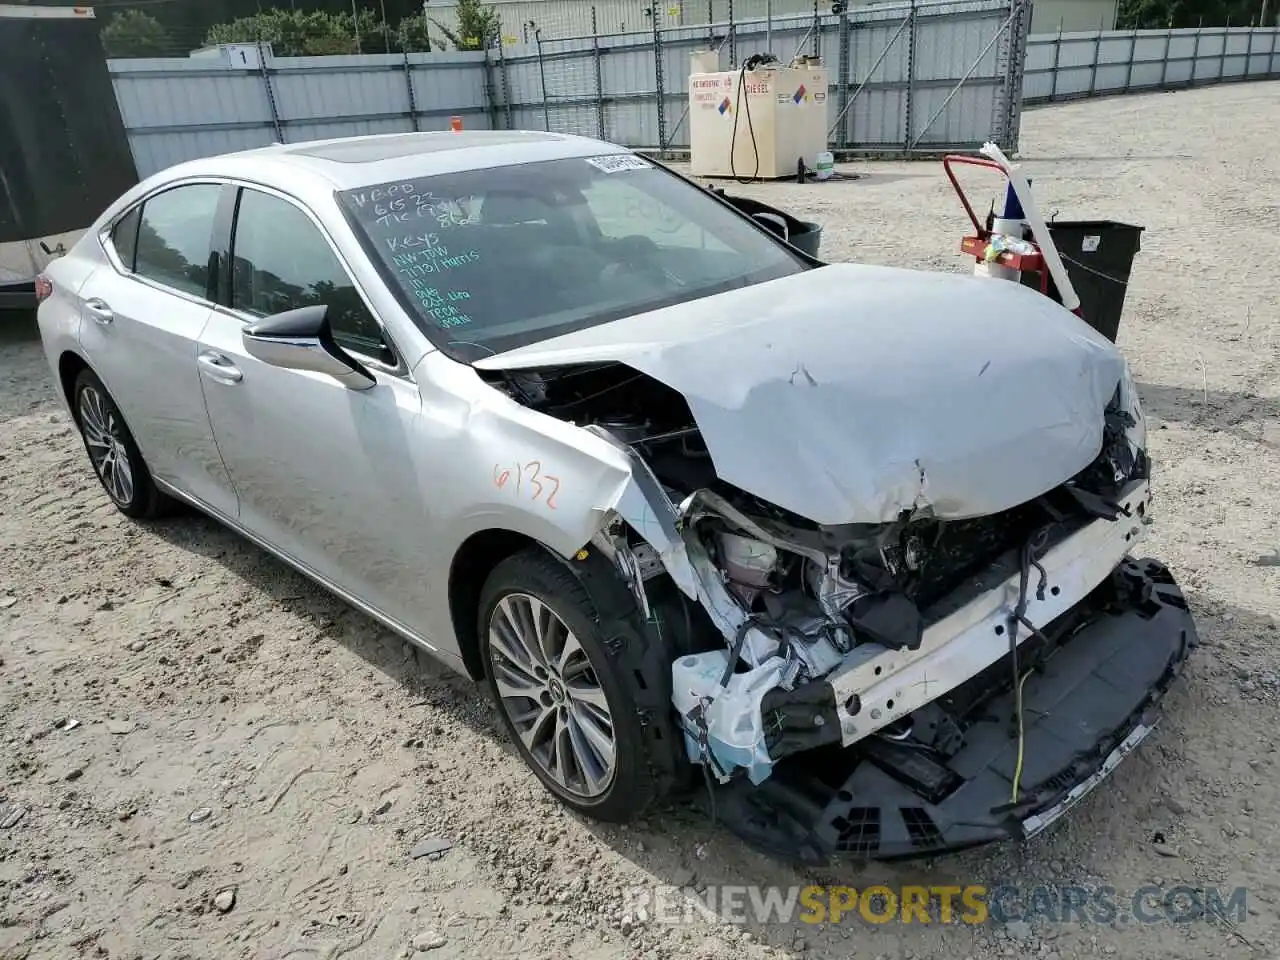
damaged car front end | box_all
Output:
[476,263,1196,863]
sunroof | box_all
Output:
[285,131,563,164]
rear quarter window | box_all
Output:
[107,206,141,271]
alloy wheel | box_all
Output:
[487,592,617,798]
[78,385,135,506]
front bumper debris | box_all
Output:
[702,557,1197,864]
[827,478,1153,747]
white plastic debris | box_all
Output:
[672,650,787,784]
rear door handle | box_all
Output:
[84,298,113,325]
[197,350,243,384]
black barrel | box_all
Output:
[1044,221,1145,342]
[705,189,824,261]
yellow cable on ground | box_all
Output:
[1011,669,1035,803]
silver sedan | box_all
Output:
[38,130,1195,858]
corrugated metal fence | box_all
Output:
[1024,26,1280,103]
[111,49,494,177]
[110,0,1032,177]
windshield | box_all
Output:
[337,155,809,360]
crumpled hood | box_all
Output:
[477,263,1128,526]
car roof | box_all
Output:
[151,130,633,200]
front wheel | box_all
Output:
[478,549,679,822]
[73,369,172,519]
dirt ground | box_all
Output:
[2,81,1279,960]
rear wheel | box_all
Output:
[478,548,684,822]
[73,369,172,519]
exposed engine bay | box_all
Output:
[491,357,1149,681]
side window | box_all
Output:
[581,178,734,253]
[109,206,141,271]
[134,184,221,298]
[231,188,391,363]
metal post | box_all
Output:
[404,51,420,131]
[653,9,667,154]
[1089,21,1102,95]
[1002,0,1030,152]
[1189,20,1202,86]
[708,0,714,48]
[835,1,850,147]
[903,0,916,150]
[766,0,773,52]
[1124,29,1136,90]
[482,43,500,131]
[257,41,283,142]
[1050,23,1062,99]
[1270,26,1278,77]
[1219,18,1229,80]
[811,0,821,58]
[498,31,513,129]
[1159,26,1171,87]
[728,0,736,66]
[592,7,606,139]
[1244,27,1254,79]
[535,29,551,131]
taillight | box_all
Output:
[34,275,53,303]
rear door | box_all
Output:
[76,182,238,517]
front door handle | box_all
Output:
[197,351,243,384]
[84,298,113,325]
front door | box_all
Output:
[197,185,438,632]
[76,182,238,517]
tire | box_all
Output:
[72,368,172,520]
[478,547,686,822]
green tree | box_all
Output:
[101,9,173,58]
[1116,0,1266,26]
[431,0,499,50]
[204,8,397,56]
[397,13,434,52]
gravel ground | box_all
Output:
[2,81,1279,960]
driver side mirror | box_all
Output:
[242,304,376,391]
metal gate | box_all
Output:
[826,0,1030,153]
[97,0,1030,167]
[487,0,1029,155]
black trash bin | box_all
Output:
[706,189,824,260]
[1037,221,1145,342]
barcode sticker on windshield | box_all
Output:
[585,154,651,174]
